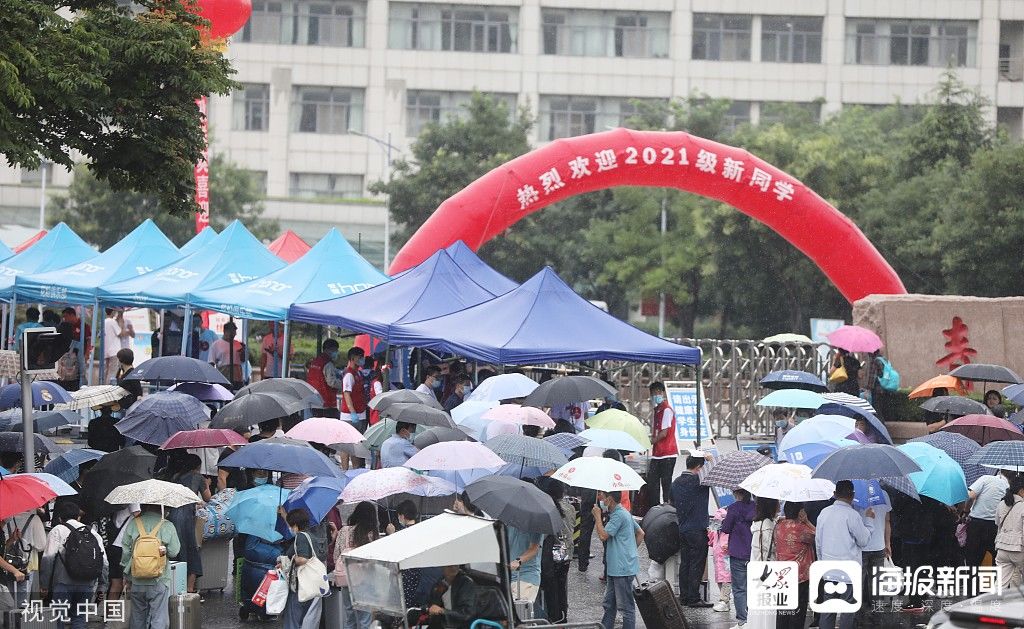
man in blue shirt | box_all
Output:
[815,480,875,629]
[507,525,543,606]
[671,453,712,608]
[380,421,418,468]
[13,307,41,353]
[594,490,644,629]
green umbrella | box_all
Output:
[585,409,652,449]
[363,419,424,449]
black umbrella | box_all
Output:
[0,432,63,455]
[209,392,308,430]
[759,370,829,392]
[382,403,455,429]
[368,389,444,412]
[523,376,616,408]
[123,356,230,385]
[949,363,1023,385]
[8,410,78,433]
[79,446,156,516]
[640,504,679,563]
[920,396,989,418]
[237,378,324,406]
[465,476,561,535]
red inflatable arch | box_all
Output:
[390,129,906,303]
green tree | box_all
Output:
[371,92,533,244]
[1,0,236,216]
[52,153,277,248]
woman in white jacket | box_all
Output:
[747,496,780,629]
[996,475,1024,589]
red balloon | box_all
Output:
[190,0,252,40]
[390,129,907,304]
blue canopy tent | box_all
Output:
[99,220,285,308]
[444,241,517,295]
[190,228,387,320]
[15,219,179,305]
[288,249,500,341]
[0,241,13,262]
[178,226,217,257]
[0,223,98,351]
[388,267,701,365]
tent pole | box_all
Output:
[241,318,249,384]
[316,325,323,356]
[157,309,165,357]
[8,294,17,352]
[1,303,7,351]
[382,343,391,392]
[88,302,99,386]
[695,351,703,449]
[98,306,106,384]
[80,305,89,387]
[281,321,290,379]
[180,307,192,357]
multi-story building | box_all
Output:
[2,0,1022,268]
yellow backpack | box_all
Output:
[130,518,166,579]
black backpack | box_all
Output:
[62,524,103,582]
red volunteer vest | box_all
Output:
[651,400,678,458]
[339,366,367,414]
[307,354,338,409]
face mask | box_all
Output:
[462,384,472,396]
[360,368,371,377]
[328,350,339,360]
[651,395,665,406]
[775,419,788,428]
[253,476,268,486]
[432,379,443,390]
[599,501,609,513]
[355,357,365,367]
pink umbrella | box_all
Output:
[481,419,522,441]
[826,325,883,353]
[846,430,873,445]
[404,442,506,471]
[285,417,364,445]
[940,414,1024,446]
[340,467,457,502]
[481,404,556,428]
[160,428,247,450]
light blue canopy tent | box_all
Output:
[0,241,13,262]
[388,267,701,365]
[190,227,388,320]
[0,223,97,300]
[178,226,217,257]
[14,219,179,305]
[99,220,285,308]
[288,249,501,341]
[444,241,518,295]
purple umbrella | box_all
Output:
[168,382,234,403]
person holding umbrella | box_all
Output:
[965,470,1010,571]
[815,481,874,628]
[995,474,1024,589]
[671,452,712,609]
[828,349,861,397]
[593,489,644,629]
[165,453,210,597]
[722,488,755,627]
[120,504,181,629]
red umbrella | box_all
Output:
[160,428,248,450]
[940,414,1024,446]
[0,475,56,519]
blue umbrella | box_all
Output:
[851,479,888,509]
[909,432,986,485]
[783,438,857,469]
[779,415,856,453]
[966,441,1024,473]
[44,448,106,483]
[0,381,73,410]
[227,485,289,541]
[897,442,969,506]
[818,403,893,445]
[7,410,79,433]
[812,444,922,481]
[756,389,827,410]
[122,356,230,386]
[759,370,827,392]
[115,392,208,446]
[6,472,76,496]
[220,436,342,477]
[284,476,348,525]
[1003,383,1024,406]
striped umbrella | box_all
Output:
[485,434,569,470]
[966,441,1024,472]
[909,431,986,485]
[821,392,876,414]
[543,432,589,455]
[700,451,773,490]
[53,385,130,411]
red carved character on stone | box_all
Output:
[936,317,978,382]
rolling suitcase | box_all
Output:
[634,579,689,629]
[199,537,230,592]
[168,593,200,629]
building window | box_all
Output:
[540,9,669,58]
[846,20,976,67]
[692,14,751,61]
[288,172,364,198]
[20,166,53,185]
[539,96,657,140]
[240,0,366,46]
[389,3,517,52]
[233,84,270,131]
[291,86,364,134]
[723,101,752,132]
[761,16,822,63]
[405,90,517,136]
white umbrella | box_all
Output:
[451,400,498,441]
[739,463,836,502]
[53,385,130,411]
[466,374,538,402]
[551,457,645,492]
[577,428,645,452]
[105,479,200,508]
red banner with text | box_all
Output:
[194,96,210,233]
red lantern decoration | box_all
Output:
[189,0,252,40]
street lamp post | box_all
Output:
[349,129,398,269]
[38,161,50,231]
